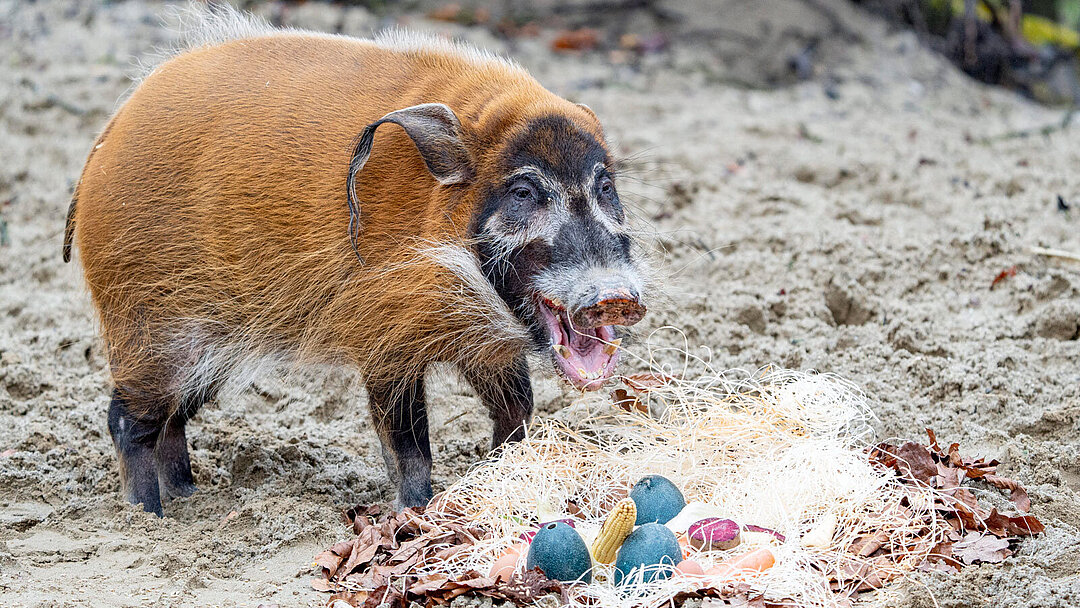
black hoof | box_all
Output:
[397,475,434,509]
[137,499,165,518]
[160,478,198,500]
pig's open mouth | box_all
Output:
[537,297,620,391]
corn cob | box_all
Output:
[591,498,637,564]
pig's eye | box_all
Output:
[597,175,623,221]
[509,181,538,205]
[598,176,616,202]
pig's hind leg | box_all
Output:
[154,392,208,501]
[108,388,167,516]
[155,416,197,501]
[108,385,211,515]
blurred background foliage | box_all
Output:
[857,0,1080,103]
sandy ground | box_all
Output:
[1,1,1078,607]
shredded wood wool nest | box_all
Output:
[315,355,1041,608]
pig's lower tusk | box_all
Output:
[552,344,572,359]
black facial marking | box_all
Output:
[469,115,633,350]
[503,115,608,184]
[500,175,550,231]
[551,217,624,270]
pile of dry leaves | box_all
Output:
[798,429,1044,602]
[869,430,1043,565]
[312,504,566,608]
[312,428,1042,608]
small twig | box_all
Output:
[43,93,86,116]
[978,107,1076,143]
[1029,246,1080,263]
[964,0,978,69]
[443,409,471,426]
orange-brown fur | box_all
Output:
[67,32,606,419]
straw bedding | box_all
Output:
[315,353,1041,608]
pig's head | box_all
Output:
[346,103,648,390]
[472,114,647,391]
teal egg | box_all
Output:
[614,522,682,586]
[526,521,592,584]
[629,475,686,525]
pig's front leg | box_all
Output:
[367,374,433,509]
[463,355,534,450]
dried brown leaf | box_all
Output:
[550,28,600,52]
[985,508,1044,537]
[937,462,961,491]
[327,589,370,607]
[566,499,583,518]
[624,371,675,393]
[849,530,888,557]
[388,538,425,563]
[433,544,469,562]
[984,474,1032,512]
[314,549,346,578]
[952,487,987,517]
[917,559,961,574]
[953,532,1011,564]
[895,442,938,482]
[926,428,942,454]
[344,504,383,532]
[409,573,451,595]
[610,388,648,415]
[340,537,381,575]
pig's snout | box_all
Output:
[570,285,646,329]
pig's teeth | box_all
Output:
[602,338,622,356]
[552,344,572,359]
[577,368,588,378]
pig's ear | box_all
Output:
[347,103,474,191]
[345,103,473,264]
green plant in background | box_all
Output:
[1022,0,1080,48]
[924,0,1080,48]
